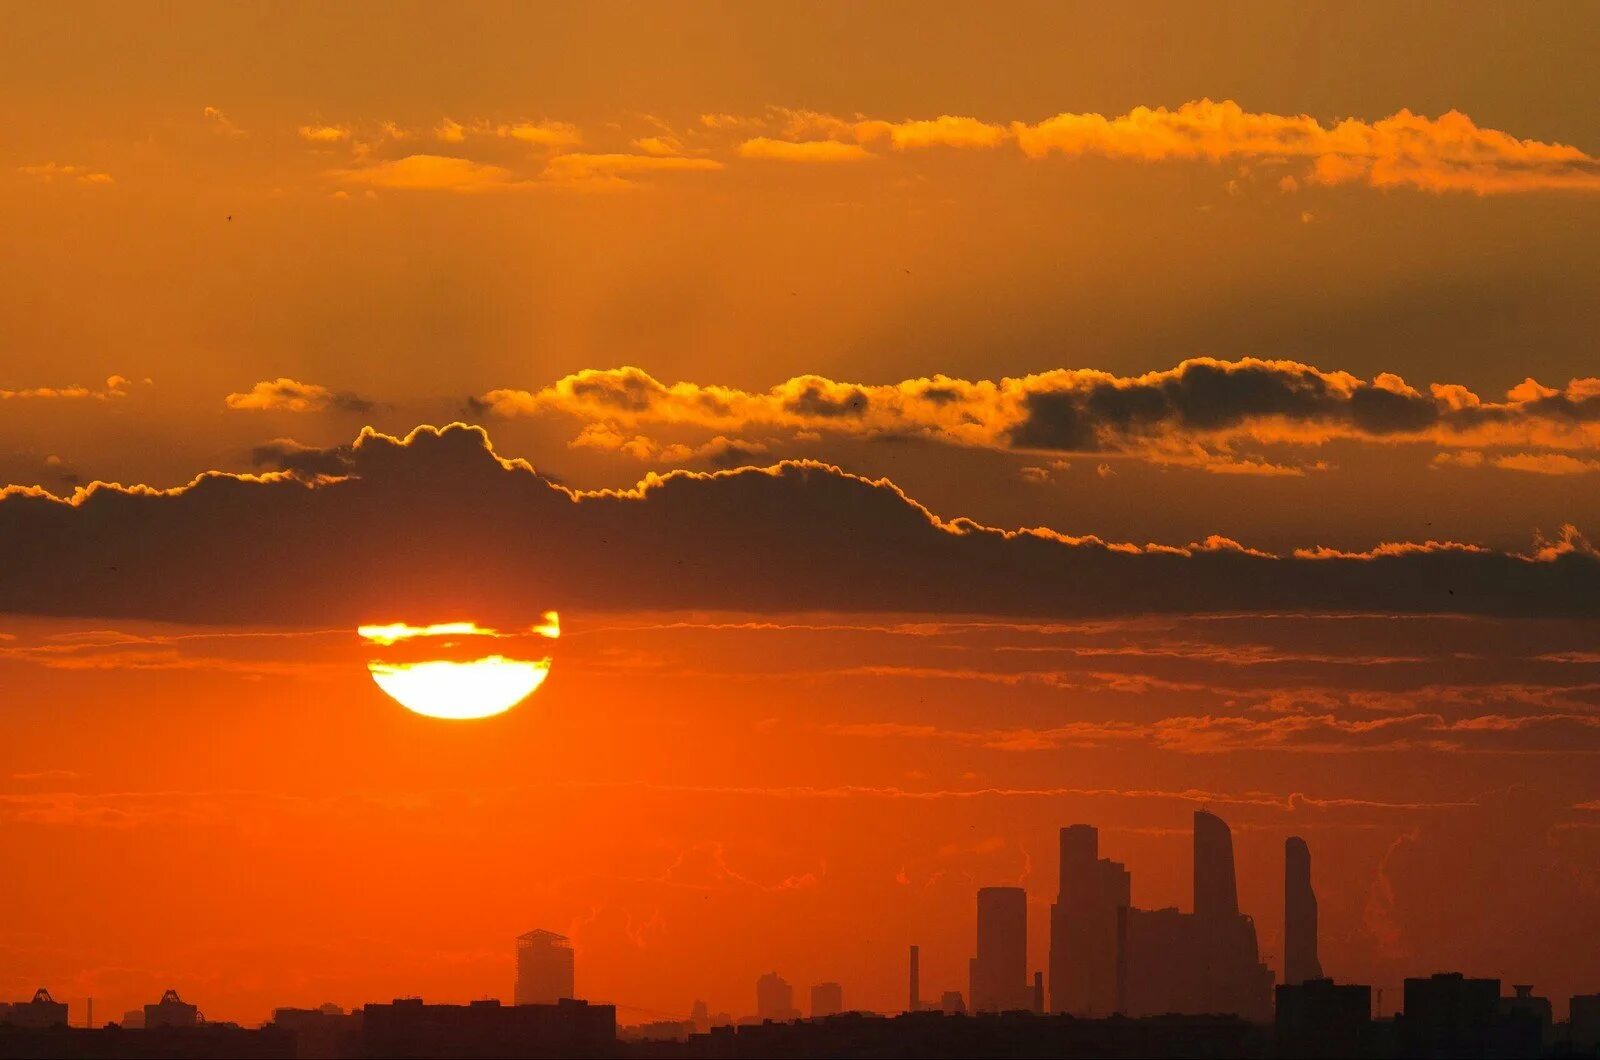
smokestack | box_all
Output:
[1032,971,1044,1014]
[909,945,921,1013]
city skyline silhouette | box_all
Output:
[4,806,1594,1057]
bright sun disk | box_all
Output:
[367,655,552,720]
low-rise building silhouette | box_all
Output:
[1571,993,1600,1053]
[0,989,69,1029]
[144,990,199,1030]
[360,997,614,1059]
[1275,978,1371,1059]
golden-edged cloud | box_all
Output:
[1,423,1596,626]
[330,154,526,193]
[736,138,874,163]
[224,378,374,414]
[1011,100,1600,194]
[1,375,132,401]
[476,359,1600,472]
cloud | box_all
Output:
[856,115,1010,150]
[434,117,466,143]
[736,138,874,163]
[0,423,1596,626]
[203,105,245,137]
[474,359,1600,468]
[1491,453,1600,475]
[493,120,581,148]
[298,123,351,143]
[828,711,1600,755]
[1,375,132,401]
[567,423,768,467]
[18,163,113,186]
[541,153,724,186]
[1010,99,1600,195]
[329,154,526,193]
[223,378,375,414]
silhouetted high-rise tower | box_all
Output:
[1284,836,1323,986]
[1193,810,1239,921]
[515,930,575,1005]
[970,886,1029,1012]
[1049,824,1130,1015]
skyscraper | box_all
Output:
[810,982,843,1018]
[1050,824,1130,1015]
[1117,811,1273,1021]
[756,973,798,1022]
[1193,810,1239,920]
[1284,836,1323,986]
[514,930,575,1005]
[969,886,1029,1012]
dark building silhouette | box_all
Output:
[1117,812,1273,1021]
[144,990,199,1030]
[1050,823,1130,1016]
[1284,836,1323,987]
[1499,985,1551,1050]
[1398,973,1542,1059]
[0,1024,294,1058]
[1571,993,1600,1052]
[1275,978,1371,1059]
[624,1010,1264,1060]
[1194,810,1239,920]
[360,997,614,1059]
[515,930,575,1006]
[907,945,920,1013]
[754,973,798,1022]
[809,982,842,1019]
[267,1005,359,1058]
[937,991,965,1016]
[0,989,68,1029]
[969,886,1029,1012]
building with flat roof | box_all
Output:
[515,929,575,1005]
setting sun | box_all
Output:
[368,655,552,720]
[359,614,559,719]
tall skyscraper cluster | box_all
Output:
[954,810,1317,1021]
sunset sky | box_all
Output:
[3,0,1600,1027]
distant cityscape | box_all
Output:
[3,810,1596,1059]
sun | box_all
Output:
[358,614,559,720]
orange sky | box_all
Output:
[3,0,1600,1028]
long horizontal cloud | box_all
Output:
[311,100,1599,198]
[730,99,1600,194]
[476,359,1600,469]
[0,424,1595,626]
[1,375,132,401]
